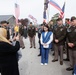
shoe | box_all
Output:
[34,47,36,49]
[60,61,63,65]
[41,63,43,65]
[66,67,73,71]
[22,47,25,49]
[30,46,32,48]
[63,59,69,61]
[45,63,48,65]
[38,54,41,56]
[52,53,55,56]
[52,59,58,62]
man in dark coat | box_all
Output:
[37,24,44,56]
[52,18,67,65]
[19,22,25,49]
[28,22,36,48]
[66,17,76,71]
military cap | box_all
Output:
[56,18,62,21]
[71,16,76,21]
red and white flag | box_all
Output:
[15,3,20,24]
[28,15,37,23]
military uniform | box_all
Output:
[19,25,25,49]
[64,24,71,61]
[67,26,76,68]
[52,25,67,65]
[28,26,36,48]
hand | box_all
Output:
[55,39,59,43]
[43,43,47,46]
[12,36,16,41]
[71,43,74,47]
[68,43,74,48]
[15,35,19,41]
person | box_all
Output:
[63,18,70,61]
[52,18,67,65]
[48,20,54,31]
[0,28,20,75]
[40,25,53,65]
[14,24,19,36]
[18,22,25,49]
[65,18,70,28]
[28,22,36,48]
[0,21,10,40]
[66,17,76,71]
[38,24,44,56]
[23,25,27,39]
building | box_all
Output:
[0,15,16,27]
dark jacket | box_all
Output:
[0,41,20,66]
[53,25,67,45]
[19,25,24,36]
[67,26,76,50]
[28,26,36,37]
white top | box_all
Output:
[40,32,53,45]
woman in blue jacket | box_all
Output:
[40,25,53,65]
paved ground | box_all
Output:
[18,34,72,75]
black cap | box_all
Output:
[71,16,76,21]
[0,20,9,24]
[30,22,32,24]
[65,18,70,21]
[40,24,44,26]
[56,18,62,21]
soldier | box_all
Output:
[52,18,67,65]
[48,20,54,32]
[28,22,36,48]
[65,18,70,28]
[38,24,44,56]
[66,17,76,71]
[64,18,70,61]
[18,22,25,49]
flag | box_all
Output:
[59,2,65,18]
[49,0,62,12]
[15,3,20,24]
[43,0,49,23]
[43,10,47,22]
[28,15,37,23]
[44,0,49,10]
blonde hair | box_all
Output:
[0,28,11,44]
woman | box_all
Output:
[0,28,20,75]
[40,25,53,65]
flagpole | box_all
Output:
[43,0,46,22]
[47,3,50,23]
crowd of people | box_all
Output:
[37,16,76,74]
[0,16,76,75]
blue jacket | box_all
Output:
[42,31,52,49]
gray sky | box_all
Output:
[0,0,76,24]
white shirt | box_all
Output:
[40,32,53,45]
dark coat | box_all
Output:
[53,25,67,45]
[0,41,20,75]
[28,26,36,37]
[67,26,76,50]
[19,25,24,36]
